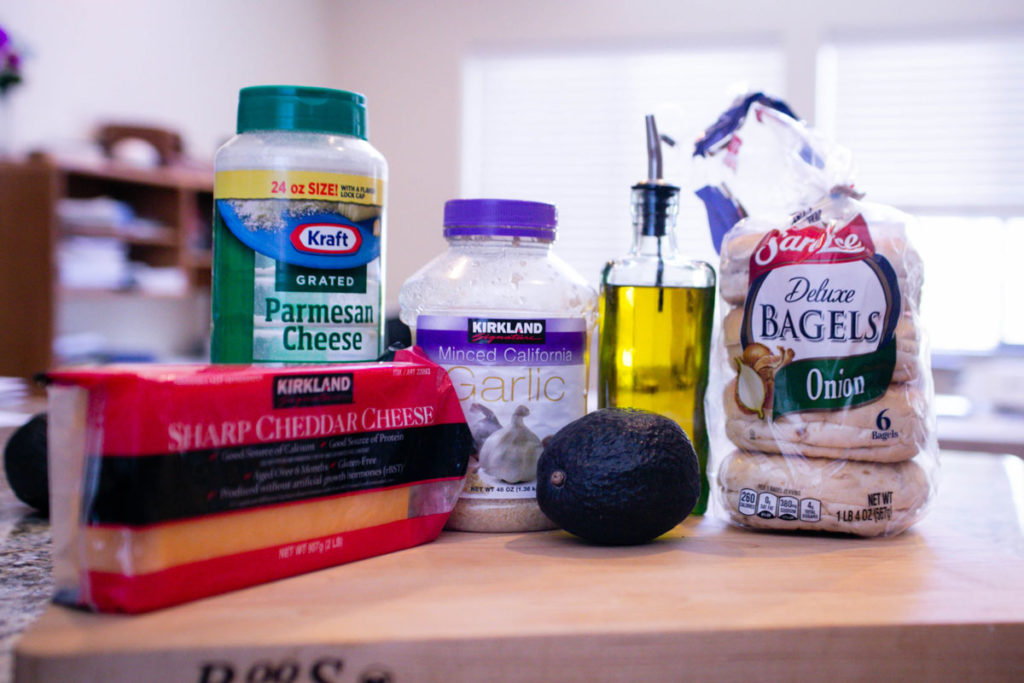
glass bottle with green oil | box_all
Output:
[599,115,716,514]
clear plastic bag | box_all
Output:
[695,94,938,537]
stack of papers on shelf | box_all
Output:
[0,377,27,407]
[52,333,158,366]
[58,238,131,290]
[56,197,170,240]
[132,265,188,296]
[56,197,134,229]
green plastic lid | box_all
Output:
[236,85,367,138]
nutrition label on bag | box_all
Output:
[738,488,821,522]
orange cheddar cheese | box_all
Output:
[82,487,412,575]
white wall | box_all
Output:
[2,0,336,358]
[2,0,334,158]
[4,0,1023,330]
[326,0,1024,309]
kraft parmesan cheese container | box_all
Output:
[45,348,473,613]
[399,199,598,532]
[212,85,387,363]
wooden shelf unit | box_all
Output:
[0,155,213,382]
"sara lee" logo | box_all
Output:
[749,214,875,282]
[290,223,362,255]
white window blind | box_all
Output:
[817,35,1024,212]
[462,47,785,286]
[907,216,1004,351]
[1005,219,1024,344]
[817,34,1024,351]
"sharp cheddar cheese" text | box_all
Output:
[167,405,437,451]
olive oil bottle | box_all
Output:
[598,115,716,513]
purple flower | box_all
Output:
[0,24,24,95]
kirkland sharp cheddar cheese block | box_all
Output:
[46,347,474,613]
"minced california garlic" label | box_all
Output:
[416,315,588,500]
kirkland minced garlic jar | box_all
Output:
[399,199,597,531]
[212,85,387,363]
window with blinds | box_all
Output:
[461,34,1022,352]
[461,47,785,286]
[817,35,1024,212]
[817,34,1024,352]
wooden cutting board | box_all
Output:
[14,453,1024,682]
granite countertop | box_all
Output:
[1,407,52,683]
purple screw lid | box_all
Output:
[443,199,557,239]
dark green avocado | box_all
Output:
[3,413,49,515]
[536,408,700,545]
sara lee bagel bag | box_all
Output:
[694,94,938,537]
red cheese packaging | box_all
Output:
[46,347,473,613]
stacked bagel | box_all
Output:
[716,220,934,537]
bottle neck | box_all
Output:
[629,183,680,258]
[446,233,553,251]
[631,232,678,258]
